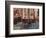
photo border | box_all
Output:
[5,1,45,37]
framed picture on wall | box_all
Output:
[5,1,45,37]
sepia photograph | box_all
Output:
[13,8,39,30]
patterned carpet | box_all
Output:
[14,21,39,30]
